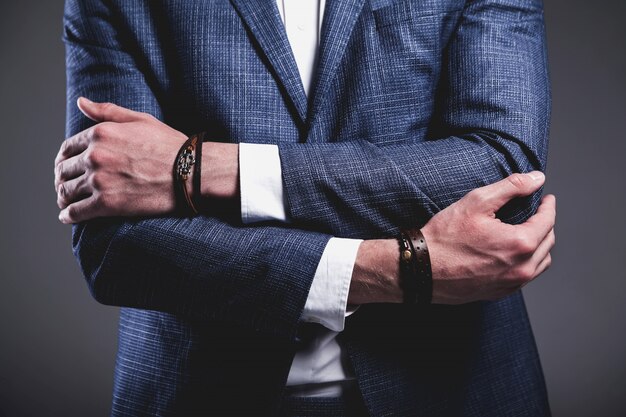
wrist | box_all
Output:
[419,222,447,283]
[348,239,402,305]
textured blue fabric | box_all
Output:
[64,0,551,416]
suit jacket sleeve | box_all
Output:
[63,0,331,340]
[278,0,551,238]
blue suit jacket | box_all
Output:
[64,0,551,415]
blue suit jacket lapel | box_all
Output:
[307,0,366,142]
[230,0,366,140]
[230,0,308,124]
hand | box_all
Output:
[421,171,556,304]
[348,172,555,305]
[54,98,188,223]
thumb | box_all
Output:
[77,97,144,123]
[470,171,545,213]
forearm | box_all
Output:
[276,0,550,237]
[348,238,402,305]
[74,215,330,339]
[279,135,544,237]
[199,142,240,201]
[197,133,541,241]
[347,172,556,307]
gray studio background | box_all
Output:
[1,1,624,416]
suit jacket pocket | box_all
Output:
[372,0,464,29]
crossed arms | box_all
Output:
[55,0,554,338]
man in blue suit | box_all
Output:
[54,0,555,415]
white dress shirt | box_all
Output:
[238,0,363,397]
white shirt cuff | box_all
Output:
[239,143,288,224]
[301,237,363,332]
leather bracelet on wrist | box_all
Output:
[174,134,199,216]
[191,132,208,212]
[398,229,433,305]
[398,232,418,304]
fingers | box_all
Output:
[517,251,553,291]
[57,98,148,164]
[467,171,545,214]
[533,252,552,277]
[525,194,556,226]
[77,97,146,123]
[55,130,90,165]
[515,194,556,251]
[54,153,85,190]
[529,227,555,268]
[58,195,100,224]
[507,227,554,290]
[56,174,91,209]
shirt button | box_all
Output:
[297,24,305,31]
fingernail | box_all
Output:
[78,97,93,105]
[527,171,544,181]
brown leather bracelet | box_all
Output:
[397,232,418,304]
[174,135,199,216]
[191,132,208,212]
[405,228,433,305]
[399,229,433,305]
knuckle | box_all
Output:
[89,172,103,190]
[57,182,73,208]
[59,140,68,157]
[91,122,113,140]
[91,125,103,140]
[54,162,64,180]
[56,193,67,208]
[544,211,556,230]
[57,182,68,198]
[465,189,486,206]
[84,146,104,167]
[507,173,527,189]
[515,265,535,283]
[466,188,481,200]
[84,147,96,166]
[512,233,535,255]
[101,102,115,114]
[66,205,78,221]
